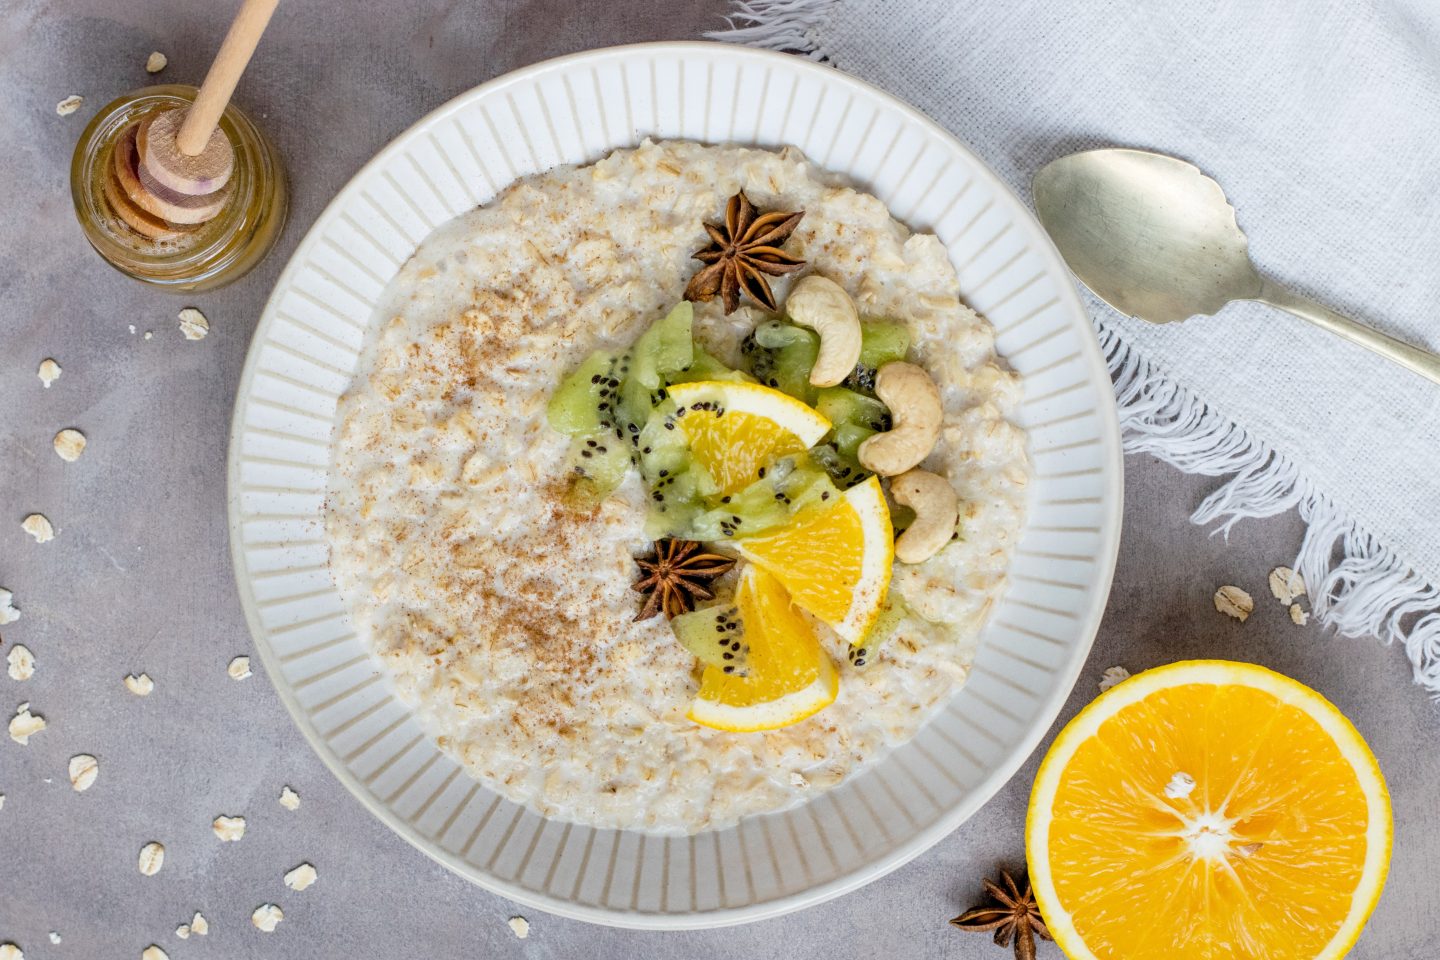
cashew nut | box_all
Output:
[890,469,959,564]
[857,362,942,476]
[783,274,862,387]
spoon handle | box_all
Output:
[1255,279,1440,387]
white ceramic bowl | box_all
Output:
[227,41,1122,928]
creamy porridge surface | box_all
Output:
[326,140,1029,832]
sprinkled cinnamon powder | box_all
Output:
[450,488,607,734]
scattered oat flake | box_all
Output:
[0,794,5,811]
[1290,603,1310,626]
[175,924,189,940]
[1268,566,1307,605]
[22,514,54,544]
[10,703,46,745]
[69,754,99,792]
[213,814,246,841]
[146,51,168,73]
[228,655,252,680]
[279,785,300,810]
[252,903,284,932]
[47,934,60,945]
[125,673,155,696]
[144,330,153,340]
[138,841,166,875]
[284,862,317,891]
[178,307,209,340]
[1098,665,1131,693]
[38,359,61,387]
[0,588,18,625]
[0,944,21,960]
[56,95,84,116]
[7,645,35,681]
[54,428,86,461]
[142,946,169,960]
[1164,771,1196,799]
[190,912,208,936]
[1213,585,1253,622]
[507,916,530,939]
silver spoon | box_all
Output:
[1032,148,1440,385]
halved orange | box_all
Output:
[1027,660,1392,960]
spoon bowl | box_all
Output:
[1033,148,1440,385]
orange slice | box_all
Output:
[733,475,893,643]
[664,380,830,496]
[1027,660,1392,960]
[687,565,838,732]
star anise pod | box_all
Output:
[684,191,805,314]
[632,539,736,621]
[949,869,1052,960]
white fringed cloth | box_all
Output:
[714,0,1440,693]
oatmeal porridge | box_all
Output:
[325,140,1029,832]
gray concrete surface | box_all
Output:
[2,1,1436,957]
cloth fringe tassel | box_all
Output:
[706,0,835,58]
[1098,320,1440,695]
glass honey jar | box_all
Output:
[70,84,288,291]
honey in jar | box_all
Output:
[70,84,287,291]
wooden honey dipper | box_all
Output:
[105,0,278,238]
